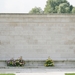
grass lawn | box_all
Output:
[65,73,75,75]
[0,73,15,75]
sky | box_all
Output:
[0,0,75,13]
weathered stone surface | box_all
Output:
[0,14,75,60]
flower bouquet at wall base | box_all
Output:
[45,57,54,67]
[7,58,15,66]
[6,56,25,67]
[15,56,25,66]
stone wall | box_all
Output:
[0,14,75,60]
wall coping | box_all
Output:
[0,13,75,18]
[0,13,75,15]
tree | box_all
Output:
[44,0,72,13]
[29,7,43,14]
[70,5,73,12]
[57,3,70,13]
[72,7,75,13]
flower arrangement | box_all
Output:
[7,56,25,66]
[45,57,54,67]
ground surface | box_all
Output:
[0,68,75,75]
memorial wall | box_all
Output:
[0,14,75,60]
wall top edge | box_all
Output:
[0,13,75,15]
[0,13,75,18]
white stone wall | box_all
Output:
[0,14,75,60]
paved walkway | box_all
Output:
[16,72,65,75]
[0,68,75,75]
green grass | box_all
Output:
[65,73,75,75]
[0,73,15,75]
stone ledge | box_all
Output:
[0,59,75,62]
[0,60,75,69]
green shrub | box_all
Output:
[65,73,75,75]
[45,57,54,67]
[6,56,25,67]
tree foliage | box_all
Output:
[44,0,72,13]
[72,7,75,13]
[29,7,43,14]
[70,5,73,11]
[57,3,70,13]
[29,0,75,14]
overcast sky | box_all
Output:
[0,0,75,13]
